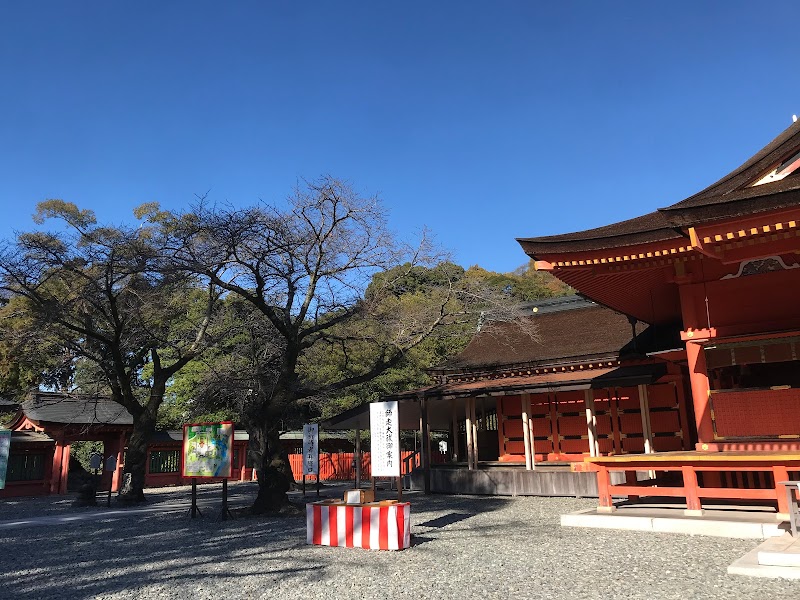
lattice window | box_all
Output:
[7,454,45,481]
[148,450,180,474]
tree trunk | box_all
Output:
[117,410,156,503]
[249,424,294,514]
[117,384,164,504]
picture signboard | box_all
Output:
[369,401,400,477]
[302,424,319,475]
[0,429,10,490]
[182,422,234,478]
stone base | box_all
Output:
[562,506,786,539]
[730,535,800,579]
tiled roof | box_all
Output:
[518,212,683,253]
[387,363,666,401]
[11,430,54,444]
[22,393,133,426]
[433,302,674,372]
[520,121,800,254]
[664,120,800,212]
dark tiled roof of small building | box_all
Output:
[433,300,676,372]
[520,121,800,254]
[22,393,133,426]
[388,362,667,401]
[0,398,20,409]
[11,430,54,444]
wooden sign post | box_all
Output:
[182,422,234,519]
[369,401,402,503]
[303,424,320,498]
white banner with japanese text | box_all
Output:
[370,401,400,477]
[302,424,319,475]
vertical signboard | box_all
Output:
[182,422,234,478]
[370,401,400,477]
[302,424,319,475]
[0,430,10,490]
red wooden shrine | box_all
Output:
[519,120,800,514]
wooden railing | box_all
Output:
[288,450,444,482]
[588,451,800,515]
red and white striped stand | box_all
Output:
[306,502,411,550]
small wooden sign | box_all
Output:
[105,455,117,472]
[89,452,103,471]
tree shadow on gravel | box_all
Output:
[416,512,473,528]
[0,486,518,599]
[0,511,321,599]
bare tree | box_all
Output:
[0,201,220,502]
[153,176,536,513]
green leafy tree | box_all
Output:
[0,296,74,399]
[0,201,220,502]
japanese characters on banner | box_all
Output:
[182,422,234,478]
[0,429,10,490]
[369,401,400,477]
[302,423,319,475]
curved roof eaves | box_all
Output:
[517,211,683,254]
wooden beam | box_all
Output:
[420,395,431,494]
[465,397,475,471]
[638,384,654,454]
[527,395,536,470]
[50,437,65,495]
[449,398,458,462]
[521,393,532,470]
[111,432,126,492]
[584,389,598,458]
[354,427,361,488]
[59,442,71,495]
[471,398,479,469]
[686,341,714,447]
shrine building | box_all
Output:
[323,293,688,496]
[325,120,800,520]
[518,119,800,516]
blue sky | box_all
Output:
[1,2,799,273]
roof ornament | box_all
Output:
[476,311,486,332]
[794,115,798,123]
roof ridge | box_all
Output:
[659,120,800,212]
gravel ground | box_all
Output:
[0,481,261,521]
[1,485,799,600]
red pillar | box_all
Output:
[596,466,615,512]
[110,432,126,492]
[775,466,791,516]
[49,440,64,494]
[58,442,71,494]
[548,394,560,460]
[682,465,703,515]
[686,341,714,448]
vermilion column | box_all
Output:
[686,341,714,447]
[49,440,64,494]
[58,442,71,494]
[111,432,126,492]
